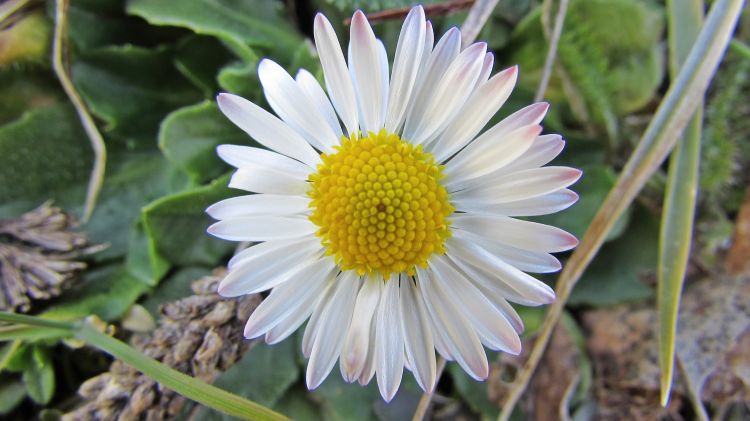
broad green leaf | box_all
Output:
[126,0,302,63]
[0,70,62,125]
[273,387,321,421]
[84,151,172,261]
[141,176,237,267]
[71,44,201,139]
[569,206,656,306]
[658,0,704,406]
[174,35,235,96]
[67,0,162,51]
[22,346,54,405]
[448,362,499,420]
[124,221,171,286]
[0,378,26,414]
[42,265,150,322]
[195,340,300,420]
[312,375,380,421]
[0,104,91,212]
[159,101,243,184]
[372,376,422,421]
[217,59,262,100]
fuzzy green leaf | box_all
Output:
[0,379,26,414]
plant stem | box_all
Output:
[53,0,107,223]
[0,311,76,331]
[411,356,446,421]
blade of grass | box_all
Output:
[460,0,499,47]
[497,0,744,418]
[659,0,704,408]
[0,312,290,421]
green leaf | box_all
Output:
[84,151,172,261]
[159,101,244,183]
[71,44,201,139]
[174,35,235,96]
[217,58,262,100]
[195,340,300,420]
[126,0,302,63]
[0,70,62,126]
[569,206,656,306]
[273,387,321,421]
[448,362,498,420]
[124,222,171,286]
[312,375,380,421]
[42,265,150,322]
[141,175,237,267]
[22,346,54,405]
[0,104,92,211]
[0,378,26,414]
[658,0,704,406]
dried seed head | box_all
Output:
[63,270,262,421]
[0,202,101,312]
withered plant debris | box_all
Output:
[63,270,262,421]
[0,202,102,312]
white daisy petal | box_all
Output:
[494,134,566,175]
[302,278,338,358]
[265,284,324,345]
[475,52,495,89]
[350,10,387,134]
[447,236,556,305]
[385,5,426,133]
[341,276,382,382]
[418,267,489,380]
[307,271,360,389]
[243,257,335,338]
[452,166,582,204]
[358,315,378,385]
[452,213,578,253]
[455,189,579,217]
[216,93,320,167]
[227,166,309,195]
[444,124,540,186]
[217,145,312,178]
[258,59,340,152]
[452,229,561,273]
[206,194,311,220]
[430,65,517,162]
[430,255,521,354]
[407,42,487,144]
[313,13,359,136]
[400,278,436,392]
[403,27,461,138]
[375,275,405,401]
[227,237,317,269]
[296,69,342,150]
[207,216,317,242]
[219,239,321,296]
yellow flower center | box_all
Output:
[308,130,454,278]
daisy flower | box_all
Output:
[206,6,580,401]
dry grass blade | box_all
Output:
[535,0,569,102]
[497,0,745,419]
[52,0,107,222]
[460,0,499,47]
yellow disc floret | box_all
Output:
[308,129,454,278]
